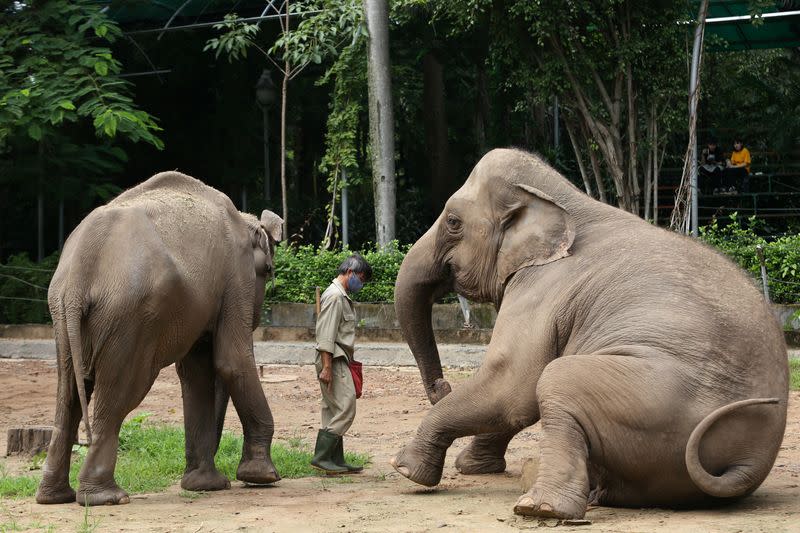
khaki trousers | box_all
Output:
[315,355,356,436]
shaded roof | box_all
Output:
[701,0,800,50]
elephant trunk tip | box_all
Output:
[428,378,453,405]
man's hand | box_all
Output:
[319,351,333,392]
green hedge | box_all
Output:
[2,219,798,324]
[699,214,800,304]
[267,242,410,304]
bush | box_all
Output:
[267,241,409,303]
[699,214,800,304]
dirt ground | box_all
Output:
[1,358,799,533]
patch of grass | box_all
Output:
[0,413,372,499]
[0,464,39,499]
[790,358,800,391]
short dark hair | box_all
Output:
[338,253,373,281]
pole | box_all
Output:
[553,96,560,153]
[688,0,709,237]
[262,106,271,202]
[341,169,349,249]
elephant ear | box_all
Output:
[496,183,575,284]
[260,209,283,243]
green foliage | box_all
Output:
[699,214,800,304]
[0,252,58,323]
[0,0,163,151]
[790,358,800,391]
[0,413,368,499]
[269,242,409,303]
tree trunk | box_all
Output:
[280,68,289,240]
[564,118,593,197]
[475,63,489,155]
[363,0,396,247]
[423,48,451,213]
[7,426,53,455]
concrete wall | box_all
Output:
[263,302,497,330]
[3,303,798,346]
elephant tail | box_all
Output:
[63,299,92,446]
[685,397,780,498]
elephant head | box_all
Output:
[395,149,576,404]
[243,209,283,329]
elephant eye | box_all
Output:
[446,213,462,232]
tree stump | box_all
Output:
[6,426,52,456]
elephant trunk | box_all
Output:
[395,227,453,404]
[685,397,780,498]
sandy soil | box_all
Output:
[1,357,799,533]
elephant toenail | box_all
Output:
[539,503,553,512]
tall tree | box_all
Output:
[0,0,163,260]
[205,1,363,240]
[363,0,396,247]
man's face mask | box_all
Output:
[348,272,364,293]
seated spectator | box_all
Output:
[700,138,724,194]
[721,137,751,194]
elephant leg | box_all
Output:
[36,358,93,504]
[77,358,158,506]
[514,353,686,520]
[213,315,279,485]
[391,347,543,487]
[176,338,230,491]
[455,430,517,475]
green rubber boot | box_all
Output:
[333,435,363,473]
[310,429,348,475]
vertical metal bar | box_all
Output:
[756,245,770,303]
[263,107,271,201]
[58,197,64,252]
[341,169,349,249]
[688,0,709,237]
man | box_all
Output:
[310,253,372,474]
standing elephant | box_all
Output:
[390,149,788,519]
[36,171,283,506]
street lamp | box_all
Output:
[255,69,277,202]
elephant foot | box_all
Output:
[77,484,130,506]
[513,486,586,519]
[455,445,506,475]
[389,441,446,487]
[236,458,281,485]
[181,465,231,491]
[35,483,76,504]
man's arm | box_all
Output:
[315,294,343,391]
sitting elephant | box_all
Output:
[390,149,788,519]
[36,171,283,506]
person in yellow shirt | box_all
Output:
[721,137,751,194]
[728,138,751,173]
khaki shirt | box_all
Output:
[315,279,356,360]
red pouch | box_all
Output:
[348,360,363,399]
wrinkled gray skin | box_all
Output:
[390,149,788,519]
[36,172,283,506]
